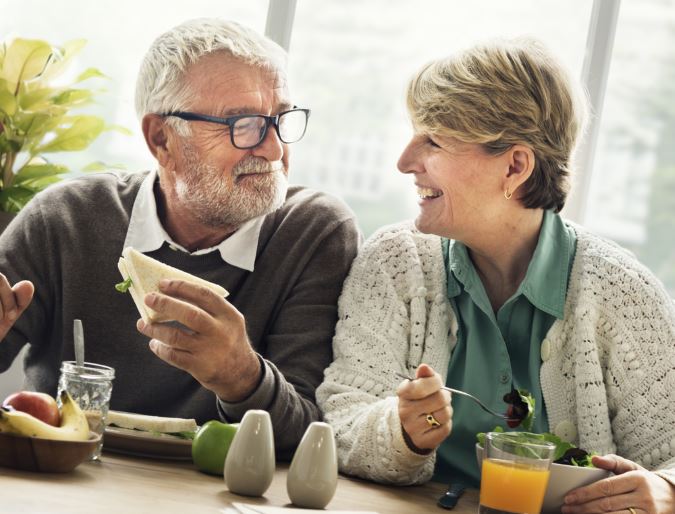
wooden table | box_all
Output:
[1,450,479,513]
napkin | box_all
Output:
[225,503,379,514]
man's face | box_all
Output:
[166,52,292,229]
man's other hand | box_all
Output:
[0,274,34,341]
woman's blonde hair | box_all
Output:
[406,38,587,212]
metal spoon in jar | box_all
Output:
[74,318,85,369]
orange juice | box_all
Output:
[479,458,550,514]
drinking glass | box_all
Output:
[479,432,556,514]
[57,361,115,460]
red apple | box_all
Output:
[2,391,61,427]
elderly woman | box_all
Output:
[317,38,675,513]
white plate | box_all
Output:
[103,426,193,460]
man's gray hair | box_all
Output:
[135,18,287,134]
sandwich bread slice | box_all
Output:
[106,410,198,440]
[116,246,229,324]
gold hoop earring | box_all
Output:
[504,188,513,200]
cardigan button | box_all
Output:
[554,421,577,442]
[541,339,552,361]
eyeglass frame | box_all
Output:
[162,107,311,150]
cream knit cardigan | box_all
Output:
[316,221,675,486]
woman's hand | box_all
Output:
[561,454,675,514]
[397,363,452,454]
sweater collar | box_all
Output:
[123,169,263,271]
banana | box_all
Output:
[0,391,90,442]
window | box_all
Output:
[585,0,675,295]
[288,0,592,236]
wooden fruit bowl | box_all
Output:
[0,431,101,472]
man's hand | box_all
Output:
[562,454,675,514]
[0,273,34,341]
[397,363,452,453]
[135,278,261,402]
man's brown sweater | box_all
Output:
[0,171,360,454]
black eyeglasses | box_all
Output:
[163,107,311,150]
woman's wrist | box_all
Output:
[401,424,433,455]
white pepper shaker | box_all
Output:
[287,421,338,509]
[224,410,275,497]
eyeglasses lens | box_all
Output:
[278,110,307,143]
[232,116,267,149]
[231,110,308,149]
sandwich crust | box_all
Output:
[117,247,229,323]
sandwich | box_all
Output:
[106,410,198,440]
[116,246,229,324]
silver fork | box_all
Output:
[394,372,518,423]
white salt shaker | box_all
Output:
[224,410,275,496]
[287,421,338,509]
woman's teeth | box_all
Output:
[417,187,443,199]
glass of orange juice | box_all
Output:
[479,432,556,514]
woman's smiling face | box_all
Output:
[397,132,508,240]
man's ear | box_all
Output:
[142,114,174,167]
[503,145,535,196]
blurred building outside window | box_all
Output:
[585,0,675,295]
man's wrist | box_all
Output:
[213,350,262,402]
[217,355,278,422]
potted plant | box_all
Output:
[0,37,123,232]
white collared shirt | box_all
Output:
[123,169,264,271]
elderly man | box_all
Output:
[0,19,360,453]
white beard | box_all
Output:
[175,147,288,229]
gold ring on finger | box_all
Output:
[425,413,441,428]
[628,508,637,514]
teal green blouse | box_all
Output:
[433,210,576,487]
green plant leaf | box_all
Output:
[1,39,52,92]
[0,88,16,116]
[1,36,127,212]
[52,88,93,106]
[22,175,62,189]
[2,138,21,154]
[0,184,38,212]
[13,163,68,185]
[82,160,127,171]
[15,112,63,152]
[0,136,11,154]
[35,115,104,153]
[39,39,87,82]
[76,67,107,82]
[17,86,54,111]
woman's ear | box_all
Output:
[504,145,535,196]
[142,114,174,167]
